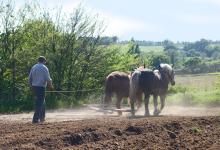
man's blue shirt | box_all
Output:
[29,63,52,87]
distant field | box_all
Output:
[139,46,164,52]
[210,44,220,47]
[167,73,220,106]
[175,73,218,90]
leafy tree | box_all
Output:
[194,39,210,52]
[99,36,118,45]
[163,40,178,66]
[127,38,140,56]
[183,57,202,70]
[0,0,140,112]
[145,51,170,69]
[183,39,210,57]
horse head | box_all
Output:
[158,64,175,85]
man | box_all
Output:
[29,56,53,123]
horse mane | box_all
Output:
[153,69,161,79]
[136,66,145,71]
[159,64,173,74]
[158,63,175,85]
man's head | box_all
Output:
[38,56,46,64]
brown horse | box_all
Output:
[103,71,130,115]
[129,64,175,116]
[103,67,145,115]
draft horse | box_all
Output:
[103,71,130,115]
[129,64,175,116]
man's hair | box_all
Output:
[38,56,46,63]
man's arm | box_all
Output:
[47,80,53,90]
[45,67,53,90]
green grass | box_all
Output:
[167,73,220,106]
[190,127,202,133]
[139,46,164,53]
[208,72,220,75]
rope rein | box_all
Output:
[45,88,103,93]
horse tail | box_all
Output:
[104,75,114,106]
[129,70,141,101]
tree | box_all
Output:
[0,1,137,112]
[0,0,31,102]
[99,36,118,45]
[184,57,201,67]
[146,51,170,69]
[127,38,140,56]
[183,39,210,57]
[163,40,178,66]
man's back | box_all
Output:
[29,63,51,87]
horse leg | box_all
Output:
[116,95,122,116]
[104,92,112,108]
[159,94,166,113]
[136,92,142,110]
[129,91,136,116]
[130,99,135,116]
[153,95,159,116]
[144,94,150,116]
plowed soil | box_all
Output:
[0,106,220,150]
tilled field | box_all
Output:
[1,115,220,150]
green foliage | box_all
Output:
[163,40,181,66]
[99,36,118,45]
[183,57,202,68]
[139,46,163,53]
[144,51,170,68]
[163,40,177,51]
[127,38,141,56]
[190,127,202,133]
[0,1,138,113]
[167,74,220,106]
[139,39,220,73]
[1,1,220,113]
[215,75,220,89]
[168,85,187,94]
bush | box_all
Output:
[168,85,187,94]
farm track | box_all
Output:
[0,106,220,149]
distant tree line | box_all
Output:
[137,39,220,74]
[119,39,220,47]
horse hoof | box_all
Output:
[118,112,122,116]
[153,112,159,116]
[144,113,150,117]
[153,111,159,116]
[130,112,135,117]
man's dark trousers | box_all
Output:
[32,86,45,123]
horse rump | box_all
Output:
[103,71,130,115]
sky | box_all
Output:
[15,0,220,42]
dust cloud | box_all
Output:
[136,105,220,116]
[0,104,219,123]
